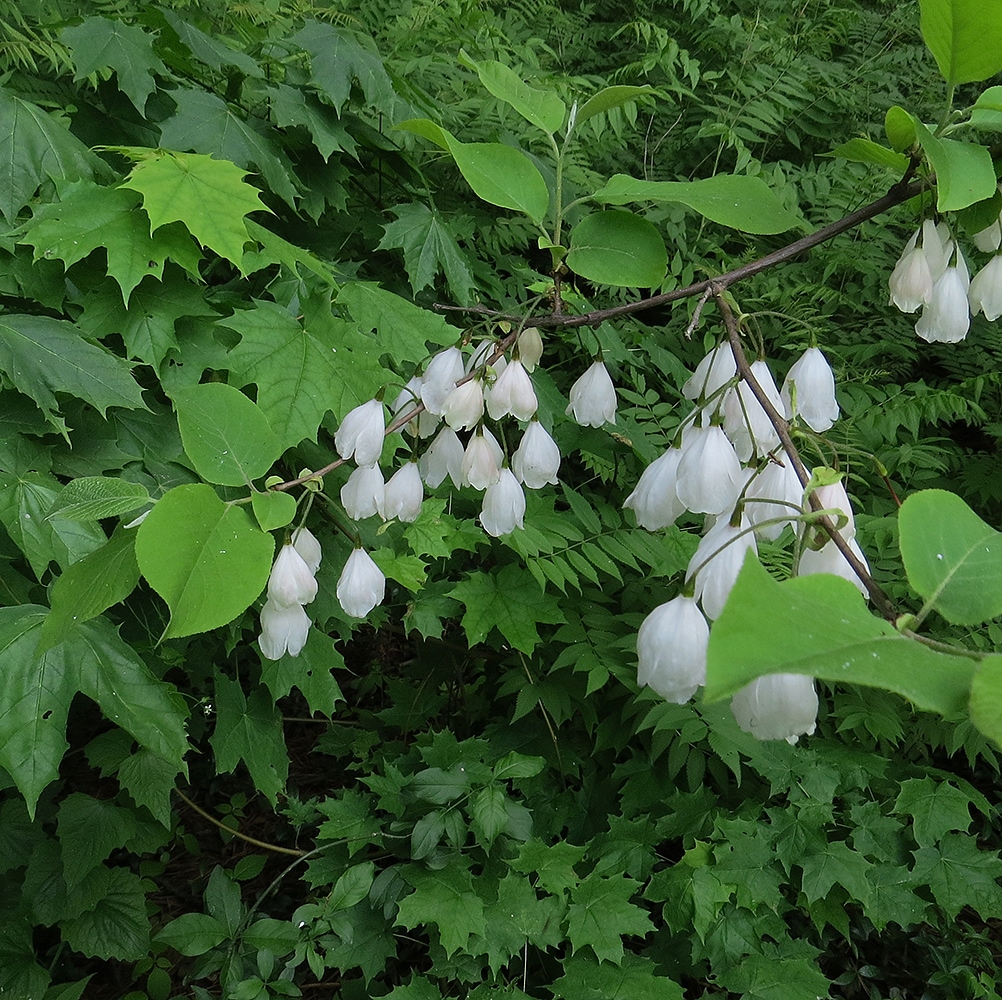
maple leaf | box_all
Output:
[894,776,975,847]
[912,833,1002,920]
[551,953,684,1000]
[566,873,652,964]
[396,864,487,956]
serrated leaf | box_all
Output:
[135,483,273,639]
[566,211,667,287]
[119,149,267,269]
[511,840,586,895]
[60,866,150,961]
[550,953,683,1000]
[117,749,180,828]
[0,313,146,431]
[154,912,228,956]
[799,841,872,906]
[481,873,564,974]
[566,874,652,964]
[62,16,165,113]
[370,549,427,592]
[336,280,458,353]
[244,219,338,287]
[160,9,263,78]
[894,777,973,846]
[396,864,486,956]
[716,950,831,1000]
[471,785,508,849]
[57,793,138,890]
[911,833,1002,920]
[46,477,150,521]
[493,751,545,780]
[259,628,344,717]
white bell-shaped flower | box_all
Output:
[812,480,855,539]
[922,219,953,281]
[916,244,970,343]
[675,424,743,515]
[781,347,839,432]
[974,218,1002,253]
[292,527,323,575]
[466,339,507,377]
[682,343,737,402]
[258,599,311,659]
[267,543,318,607]
[487,358,537,421]
[511,420,560,489]
[336,547,385,618]
[686,514,757,620]
[441,379,485,431]
[421,347,466,415]
[636,595,709,704]
[624,447,686,531]
[799,535,870,597]
[744,458,804,541]
[723,360,784,461]
[391,376,439,439]
[566,360,617,427]
[461,426,503,490]
[383,462,424,523]
[517,327,544,371]
[479,468,526,536]
[888,227,934,313]
[420,426,464,488]
[731,673,818,743]
[969,255,1002,321]
[340,464,385,521]
[335,398,385,468]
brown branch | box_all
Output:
[714,291,897,621]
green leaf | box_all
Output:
[0,88,109,224]
[135,483,273,639]
[244,219,338,287]
[800,841,872,905]
[39,526,141,652]
[886,106,917,151]
[894,777,974,846]
[911,118,997,212]
[511,840,586,895]
[117,749,180,828]
[493,751,545,780]
[329,862,375,911]
[370,549,427,592]
[824,138,909,171]
[449,564,565,653]
[0,313,146,431]
[592,173,802,234]
[471,785,508,848]
[259,628,345,717]
[119,149,267,269]
[210,675,289,804]
[46,477,150,521]
[397,119,549,222]
[970,654,1002,746]
[461,52,566,134]
[160,9,263,78]
[173,382,282,486]
[566,211,667,287]
[268,84,357,160]
[411,811,446,860]
[551,953,683,1000]
[898,489,1002,624]
[574,86,655,128]
[60,866,150,961]
[481,873,564,974]
[919,0,1002,86]
[154,912,228,956]
[243,917,299,954]
[337,280,458,352]
[396,864,487,956]
[57,793,138,890]
[377,203,475,305]
[412,765,471,804]
[705,557,976,717]
[251,490,297,532]
[716,949,831,1000]
[62,16,165,113]
[911,833,1002,919]
[205,865,243,935]
[566,874,652,964]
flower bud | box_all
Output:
[267,543,318,607]
[517,327,544,371]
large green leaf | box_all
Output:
[566,211,667,287]
[60,866,150,961]
[0,314,146,431]
[911,118,996,212]
[160,9,263,78]
[969,85,1002,131]
[704,557,976,717]
[397,119,549,222]
[825,138,910,172]
[135,483,273,639]
[337,281,458,353]
[919,0,1002,85]
[45,477,150,522]
[172,382,282,486]
[592,173,802,234]
[899,489,1002,624]
[574,86,655,128]
[969,655,1002,746]
[461,52,566,134]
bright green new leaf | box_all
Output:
[119,149,267,269]
[154,912,228,956]
[566,874,652,964]
[173,382,282,486]
[61,16,165,113]
[461,52,566,134]
[396,864,487,956]
[592,173,802,234]
[969,655,1002,747]
[566,211,667,287]
[898,489,1002,624]
[911,118,997,211]
[0,313,146,431]
[970,85,1002,131]
[885,106,917,151]
[705,557,976,716]
[824,138,909,172]
[251,489,296,531]
[574,86,655,128]
[46,477,150,521]
[135,483,273,639]
[919,0,1002,85]
[397,119,549,222]
[371,549,427,591]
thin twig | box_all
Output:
[174,788,305,856]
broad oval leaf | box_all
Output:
[970,85,1002,131]
[135,483,273,639]
[898,489,1002,625]
[173,382,282,486]
[919,0,1002,86]
[911,118,997,212]
[592,173,802,234]
[251,489,297,531]
[825,138,909,172]
[969,654,1002,747]
[154,912,228,956]
[566,210,667,287]
[461,52,566,134]
[885,105,917,152]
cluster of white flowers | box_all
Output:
[632,340,855,743]
[258,527,322,660]
[889,209,1002,341]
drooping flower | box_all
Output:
[686,514,757,619]
[636,595,709,704]
[461,426,503,490]
[336,547,385,618]
[974,218,1002,253]
[799,534,870,597]
[292,527,323,575]
[383,462,424,523]
[391,375,439,438]
[419,426,465,489]
[730,673,818,743]
[915,244,970,343]
[487,358,537,421]
[624,447,686,531]
[479,468,526,536]
[675,424,743,515]
[267,542,318,607]
[335,399,385,468]
[466,339,506,378]
[341,464,385,521]
[511,420,560,489]
[258,599,311,660]
[744,457,804,541]
[682,343,736,402]
[969,255,1002,321]
[723,360,784,461]
[888,225,935,313]
[517,327,544,371]
[566,361,617,427]
[421,347,466,415]
[441,378,485,431]
[781,347,839,432]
